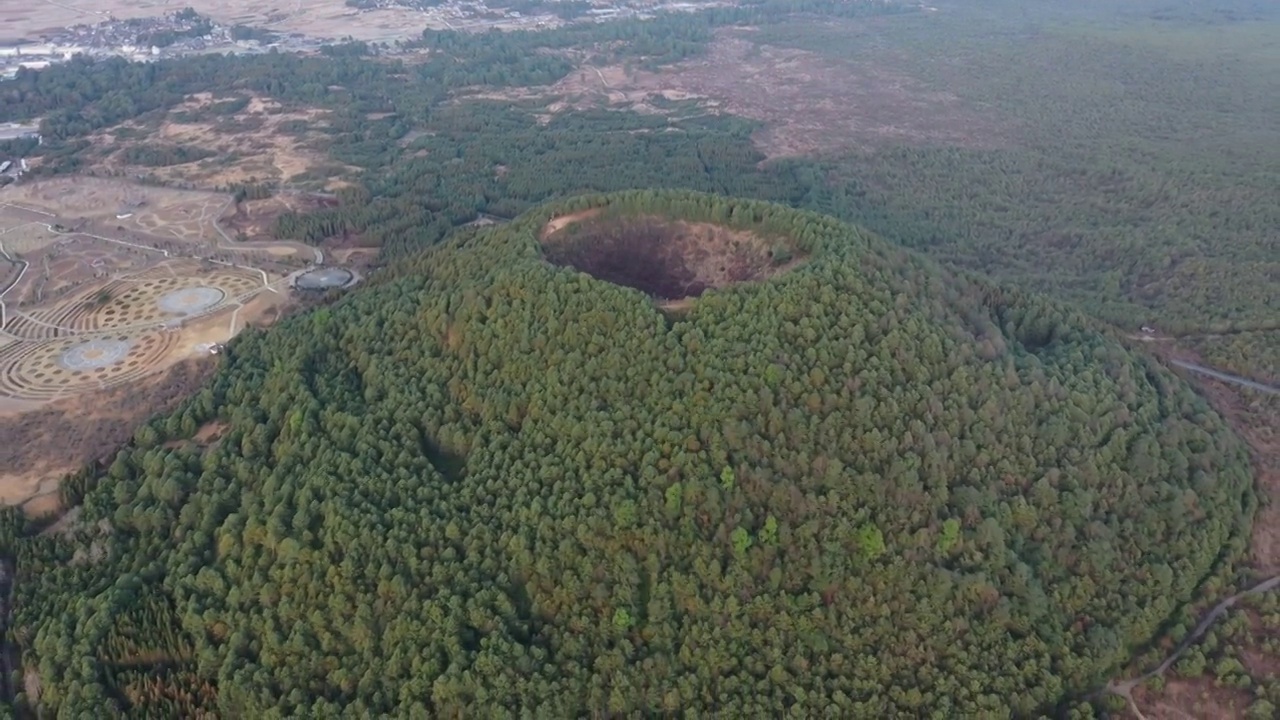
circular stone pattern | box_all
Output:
[295,267,354,291]
[58,338,132,371]
[156,286,226,316]
[0,331,178,401]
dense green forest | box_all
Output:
[1,0,1273,382]
[0,192,1257,716]
[0,1,1276,715]
[750,0,1279,383]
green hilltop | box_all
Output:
[11,191,1255,717]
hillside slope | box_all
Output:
[11,191,1255,717]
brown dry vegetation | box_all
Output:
[540,212,803,303]
[3,176,228,243]
[221,192,338,240]
[662,34,1005,157]
[0,358,216,511]
[88,94,354,189]
[1132,675,1254,720]
[468,30,1005,158]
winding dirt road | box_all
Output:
[212,197,324,265]
[1168,359,1279,396]
[1106,574,1280,718]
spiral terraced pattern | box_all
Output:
[4,266,262,340]
[0,331,178,401]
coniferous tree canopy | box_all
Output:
[10,191,1255,717]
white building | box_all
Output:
[17,44,56,56]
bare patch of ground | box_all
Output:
[87,94,354,190]
[540,209,602,238]
[20,492,61,521]
[37,505,81,537]
[194,420,227,445]
[221,192,339,241]
[0,358,217,508]
[541,212,803,302]
[1241,644,1280,682]
[22,668,40,709]
[1132,676,1253,720]
[163,419,227,451]
[467,30,1006,158]
[328,247,378,265]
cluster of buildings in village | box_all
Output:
[344,0,733,31]
[0,12,326,81]
[0,124,39,184]
[0,1,739,82]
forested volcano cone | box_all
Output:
[37,191,1253,716]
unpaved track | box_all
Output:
[1105,574,1280,718]
[1099,350,1277,717]
[212,197,323,264]
[1169,360,1278,396]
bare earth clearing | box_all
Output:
[222,192,339,241]
[468,29,1006,158]
[0,176,310,514]
[89,94,355,190]
[0,0,440,43]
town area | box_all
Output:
[0,0,740,78]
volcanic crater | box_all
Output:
[539,210,804,305]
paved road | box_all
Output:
[1169,359,1279,396]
